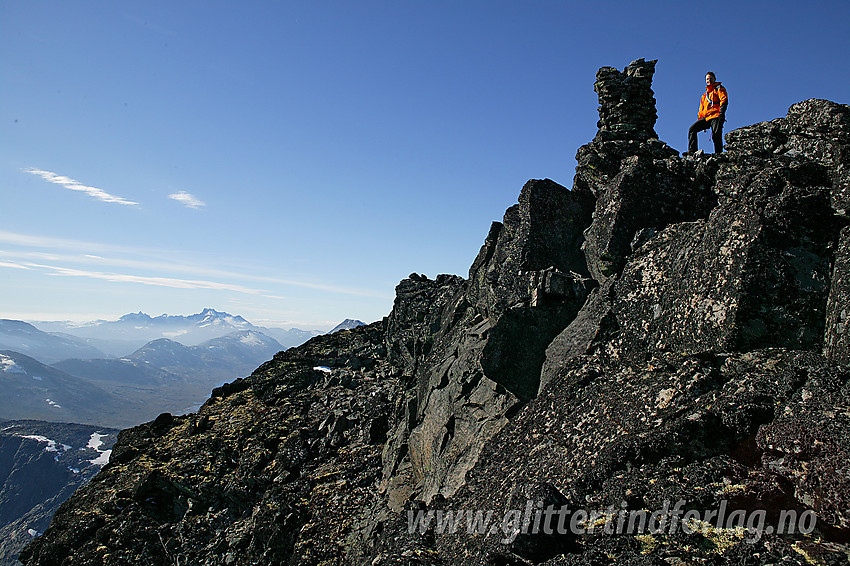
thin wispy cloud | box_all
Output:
[25,262,274,295]
[169,191,205,209]
[25,168,139,206]
[0,261,31,270]
[0,230,169,256]
[0,230,393,299]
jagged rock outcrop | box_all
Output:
[380,178,594,512]
[20,59,850,565]
[577,59,718,284]
[465,178,592,314]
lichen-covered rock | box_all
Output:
[724,98,850,214]
[757,363,850,531]
[428,349,850,564]
[580,150,717,283]
[379,272,511,511]
[378,178,595,511]
[613,196,834,355]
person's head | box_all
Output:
[705,71,716,85]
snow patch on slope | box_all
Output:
[87,431,112,466]
[22,435,71,452]
[0,354,26,374]
[239,332,264,346]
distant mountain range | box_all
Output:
[0,419,118,566]
[1,330,285,429]
[29,308,325,356]
[0,320,107,364]
[0,310,366,429]
[53,330,285,417]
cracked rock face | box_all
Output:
[381,178,594,510]
[825,227,850,363]
[21,61,850,565]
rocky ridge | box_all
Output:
[20,59,850,565]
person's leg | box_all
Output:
[710,118,724,153]
[688,119,709,153]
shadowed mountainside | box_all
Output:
[0,420,118,566]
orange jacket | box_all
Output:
[698,82,728,121]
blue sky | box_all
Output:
[1,1,848,330]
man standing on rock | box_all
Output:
[686,71,728,155]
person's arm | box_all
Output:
[718,87,728,122]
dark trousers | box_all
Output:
[688,117,724,153]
